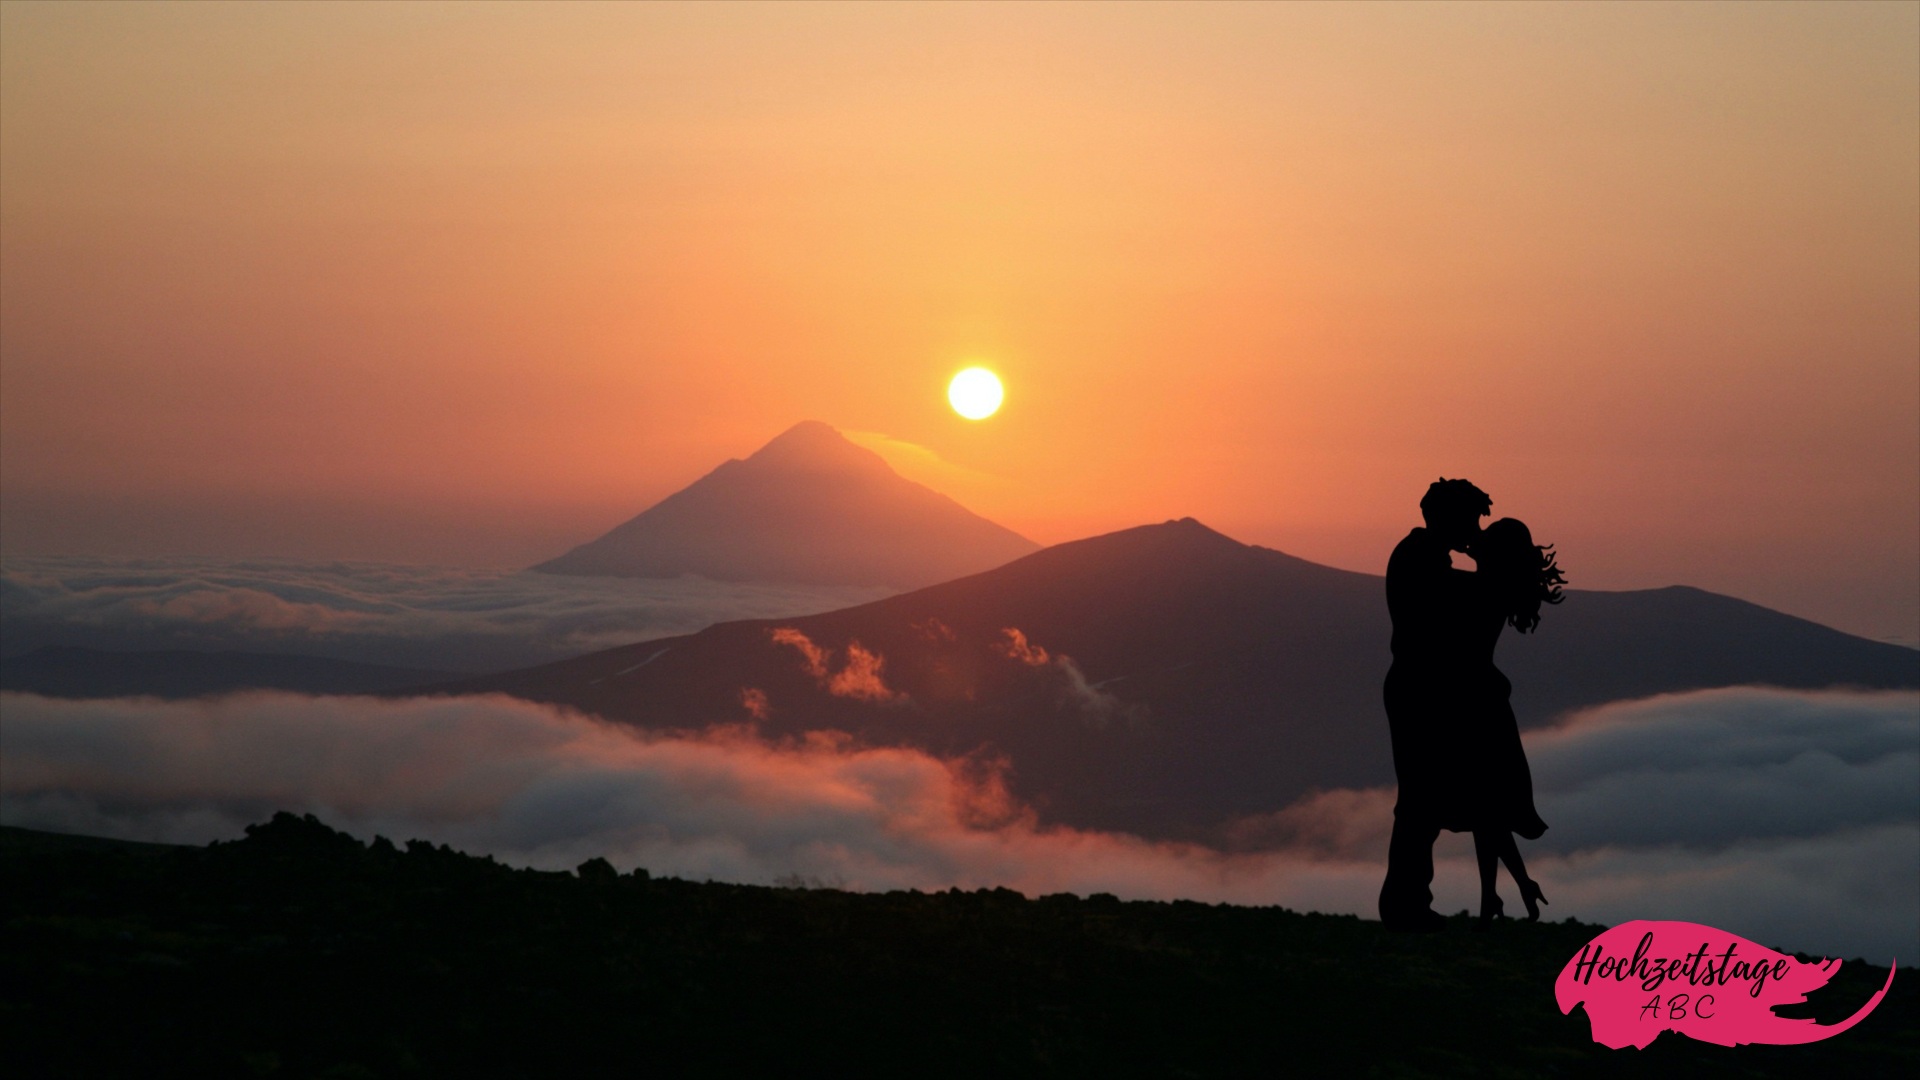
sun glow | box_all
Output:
[947,368,1004,420]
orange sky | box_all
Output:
[3,2,1916,642]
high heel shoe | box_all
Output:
[1520,880,1549,922]
[1475,893,1505,931]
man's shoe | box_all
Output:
[1382,908,1447,933]
[1475,894,1505,931]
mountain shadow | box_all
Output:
[532,421,1039,589]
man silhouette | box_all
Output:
[1378,478,1491,931]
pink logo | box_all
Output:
[1555,920,1894,1049]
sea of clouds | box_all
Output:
[3,684,1912,962]
[0,555,893,673]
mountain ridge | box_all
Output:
[452,519,1919,839]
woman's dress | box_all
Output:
[1451,597,1548,839]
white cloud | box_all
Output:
[1525,688,1918,852]
[1255,687,1918,960]
[994,627,1145,726]
[841,430,1002,493]
[0,689,1298,899]
[1,686,1911,963]
[0,555,892,671]
[1527,826,1915,965]
[769,627,908,704]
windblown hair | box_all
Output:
[1419,478,1492,527]
[1475,517,1566,633]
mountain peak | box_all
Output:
[1081,517,1249,556]
[1163,516,1234,540]
[745,421,892,475]
[764,419,839,442]
[532,421,1038,587]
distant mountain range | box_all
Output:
[446,519,1919,841]
[0,646,449,700]
[12,515,1912,844]
[532,421,1040,589]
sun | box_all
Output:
[947,367,1003,420]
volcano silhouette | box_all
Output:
[532,421,1039,588]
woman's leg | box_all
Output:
[1493,832,1548,921]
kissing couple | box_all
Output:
[1378,478,1567,932]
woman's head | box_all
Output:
[1476,517,1566,633]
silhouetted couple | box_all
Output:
[1379,479,1566,932]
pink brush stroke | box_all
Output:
[1556,919,1894,1049]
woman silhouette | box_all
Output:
[1463,517,1565,926]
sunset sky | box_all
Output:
[3,2,1915,643]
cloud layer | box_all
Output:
[2,686,1912,962]
[1527,688,1918,854]
[1,555,892,672]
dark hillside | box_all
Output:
[3,817,1910,1079]
[449,520,1919,838]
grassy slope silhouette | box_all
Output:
[4,816,1910,1078]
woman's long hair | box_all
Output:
[1476,518,1565,633]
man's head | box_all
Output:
[1419,478,1491,549]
